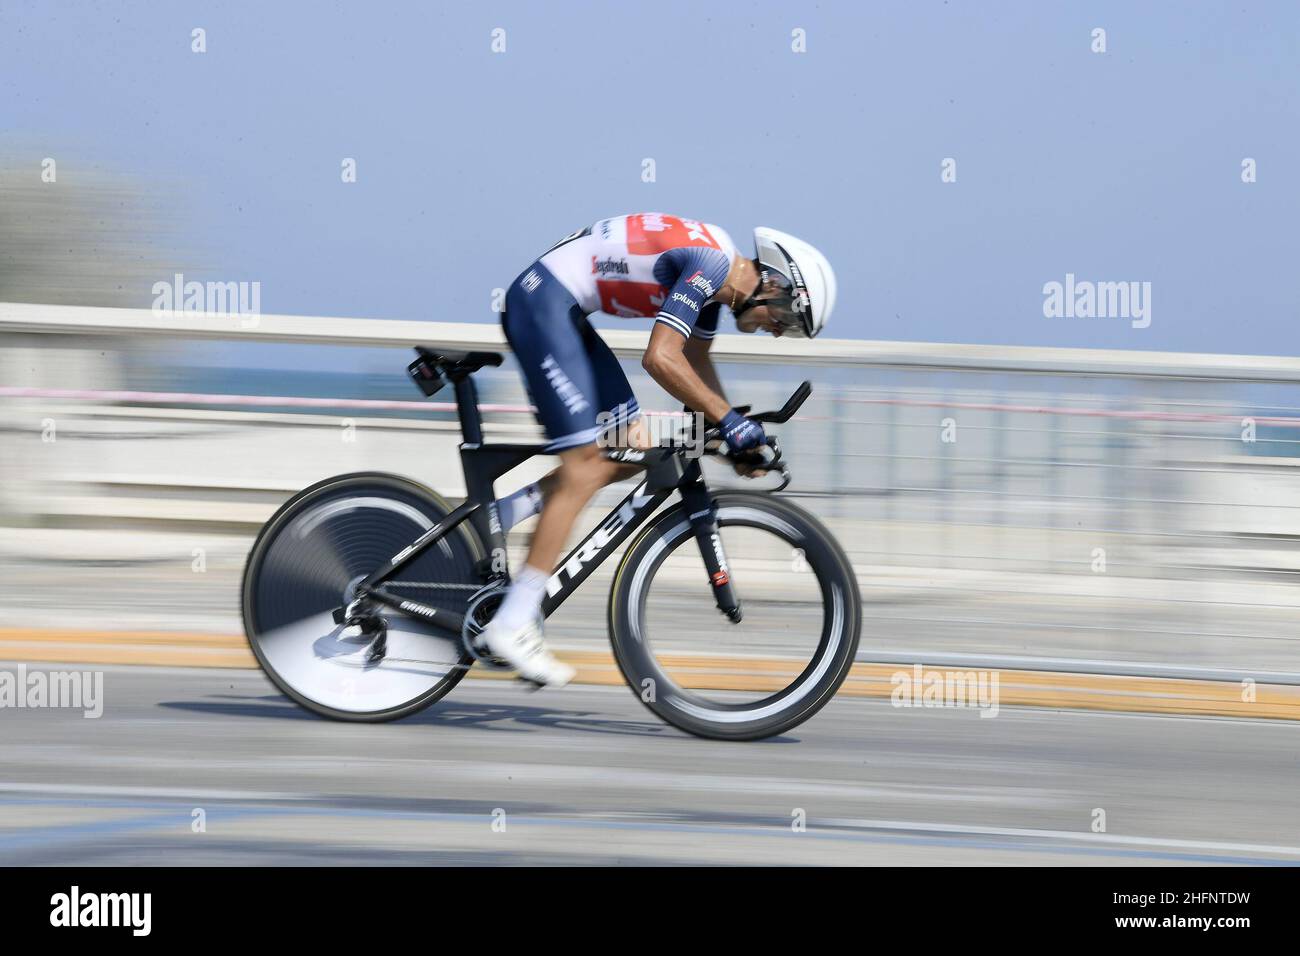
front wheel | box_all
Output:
[608,492,861,741]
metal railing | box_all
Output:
[4,302,1300,682]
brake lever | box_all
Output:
[755,441,781,468]
[705,436,790,490]
[770,464,792,493]
[739,455,791,491]
[753,443,792,490]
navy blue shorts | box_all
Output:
[502,262,640,452]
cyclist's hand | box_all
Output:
[720,409,766,455]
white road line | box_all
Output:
[0,767,1062,808]
[0,782,306,801]
[824,817,1300,857]
[4,789,1289,861]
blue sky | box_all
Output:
[3,0,1298,354]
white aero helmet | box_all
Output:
[750,226,837,338]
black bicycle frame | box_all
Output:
[354,366,740,635]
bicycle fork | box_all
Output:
[679,481,741,623]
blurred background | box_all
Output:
[6,321,1300,681]
[2,1,1300,865]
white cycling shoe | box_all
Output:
[481,617,575,688]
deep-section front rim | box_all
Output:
[608,493,860,740]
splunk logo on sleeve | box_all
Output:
[669,291,699,312]
[50,886,151,936]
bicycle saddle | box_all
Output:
[415,347,502,371]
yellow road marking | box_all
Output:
[0,628,1294,720]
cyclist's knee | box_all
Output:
[556,445,618,495]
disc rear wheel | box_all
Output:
[241,472,485,721]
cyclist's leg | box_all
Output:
[491,265,625,682]
[501,266,607,456]
[497,281,646,534]
[582,310,652,453]
[501,276,637,570]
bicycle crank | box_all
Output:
[460,582,512,669]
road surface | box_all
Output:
[1,665,1297,865]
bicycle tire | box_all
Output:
[241,472,484,722]
[607,492,860,741]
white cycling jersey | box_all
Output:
[538,213,738,338]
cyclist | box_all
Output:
[485,213,836,686]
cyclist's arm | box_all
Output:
[683,334,727,409]
[683,301,726,407]
[644,251,733,419]
[643,323,732,422]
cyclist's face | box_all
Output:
[736,270,797,336]
[735,305,785,337]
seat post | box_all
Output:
[453,374,485,445]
